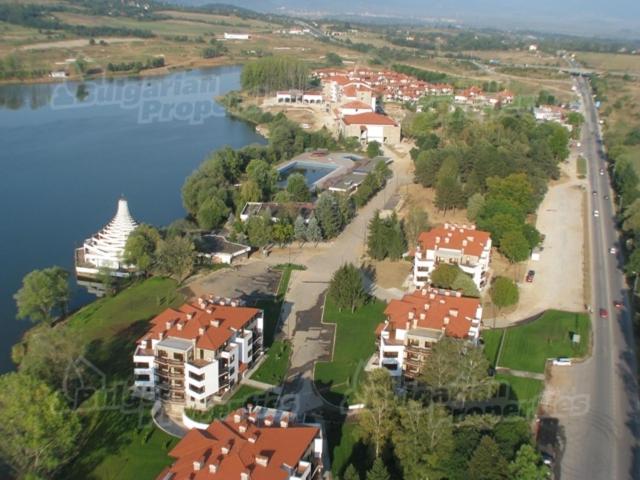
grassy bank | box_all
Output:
[496,374,544,418]
[483,310,591,373]
[314,298,387,402]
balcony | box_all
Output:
[155,356,184,367]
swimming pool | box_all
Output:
[277,161,338,189]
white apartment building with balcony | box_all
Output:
[158,406,324,480]
[133,297,263,412]
[413,223,492,290]
[375,288,483,379]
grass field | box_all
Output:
[483,310,591,373]
[577,52,640,74]
[251,340,291,385]
[496,374,544,418]
[314,298,386,400]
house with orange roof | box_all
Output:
[157,406,325,480]
[339,112,400,145]
[133,297,264,412]
[375,288,482,379]
[338,100,373,117]
[413,223,492,290]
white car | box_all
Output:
[553,357,572,366]
[600,168,605,175]
[593,209,599,217]
[610,247,617,254]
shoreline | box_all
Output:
[0,55,243,87]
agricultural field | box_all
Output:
[577,52,640,75]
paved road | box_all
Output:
[556,74,640,480]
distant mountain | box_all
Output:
[169,0,640,38]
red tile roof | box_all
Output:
[159,409,319,480]
[340,100,372,110]
[342,112,397,126]
[140,303,261,352]
[417,224,490,258]
[383,288,481,339]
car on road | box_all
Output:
[600,168,605,175]
[541,452,555,466]
[599,308,609,319]
[614,300,623,309]
[610,247,617,254]
[593,209,599,217]
[553,357,572,366]
[604,194,609,200]
[526,270,535,282]
[592,190,597,196]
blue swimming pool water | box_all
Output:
[277,161,337,188]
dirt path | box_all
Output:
[19,37,145,51]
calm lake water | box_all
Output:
[0,65,265,373]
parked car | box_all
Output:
[592,190,597,196]
[593,209,600,217]
[610,247,617,254]
[553,357,572,366]
[600,168,605,175]
[599,308,609,319]
[526,270,536,282]
[614,300,623,309]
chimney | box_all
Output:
[419,313,426,320]
[193,461,203,471]
[177,323,183,331]
[198,327,206,336]
[424,303,430,311]
[141,339,148,349]
[264,415,274,427]
[233,412,242,424]
[444,222,450,229]
[408,311,415,320]
[221,442,231,455]
[239,422,247,433]
[165,321,172,330]
[412,318,418,329]
[280,414,290,428]
[421,288,427,296]
[255,455,269,467]
[444,237,450,244]
[208,462,219,474]
[455,291,462,298]
[187,313,194,320]
[462,240,468,247]
[405,320,410,331]
[206,308,213,314]
[158,332,164,340]
[467,235,475,242]
[429,293,436,300]
[449,309,459,317]
[248,432,259,443]
[435,236,440,244]
[241,471,250,480]
[211,319,221,328]
[443,316,450,325]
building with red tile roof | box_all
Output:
[376,288,482,379]
[339,112,401,145]
[133,297,264,412]
[413,223,492,290]
[157,406,324,480]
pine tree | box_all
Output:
[367,458,390,480]
[316,192,343,239]
[328,263,367,313]
[342,464,360,480]
[306,216,322,244]
[294,215,307,245]
[467,436,509,480]
[367,212,387,260]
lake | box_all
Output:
[0,65,265,373]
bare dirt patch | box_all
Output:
[399,183,469,226]
[370,259,413,289]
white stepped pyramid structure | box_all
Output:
[75,198,139,278]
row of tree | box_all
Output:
[240,56,309,94]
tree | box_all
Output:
[486,174,536,214]
[468,436,509,480]
[404,206,430,248]
[466,193,486,222]
[286,173,311,202]
[15,326,84,392]
[366,458,390,480]
[508,444,548,480]
[14,267,70,324]
[246,214,273,248]
[490,277,519,312]
[325,52,344,66]
[393,401,453,479]
[247,159,277,200]
[0,372,81,478]
[623,199,640,234]
[451,272,480,297]
[124,224,161,274]
[316,192,343,239]
[494,418,532,461]
[328,263,367,313]
[238,180,262,207]
[154,236,196,283]
[294,215,307,245]
[196,195,230,230]
[500,229,531,263]
[357,369,396,458]
[306,216,322,245]
[435,175,464,212]
[367,141,382,159]
[367,212,387,260]
[420,337,495,402]
[272,222,294,246]
[626,247,640,275]
[342,464,360,480]
[430,263,462,289]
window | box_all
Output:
[135,374,150,382]
[173,353,184,361]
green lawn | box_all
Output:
[251,340,291,385]
[482,329,504,367]
[314,298,387,400]
[496,374,545,419]
[484,310,591,373]
[330,422,364,476]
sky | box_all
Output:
[175,0,640,37]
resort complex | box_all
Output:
[133,297,264,413]
[74,197,138,278]
[158,406,325,480]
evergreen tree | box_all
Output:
[435,175,464,212]
[316,192,343,239]
[451,272,480,297]
[430,263,462,289]
[404,206,430,248]
[328,263,367,313]
[508,444,548,480]
[366,458,390,480]
[467,436,509,480]
[306,216,322,245]
[367,212,387,260]
[342,464,360,480]
[294,215,307,245]
[466,193,486,222]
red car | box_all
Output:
[599,308,609,319]
[614,301,623,309]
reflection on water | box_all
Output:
[0,82,54,110]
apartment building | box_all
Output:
[158,406,324,480]
[133,297,264,412]
[375,288,482,379]
[413,223,492,290]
